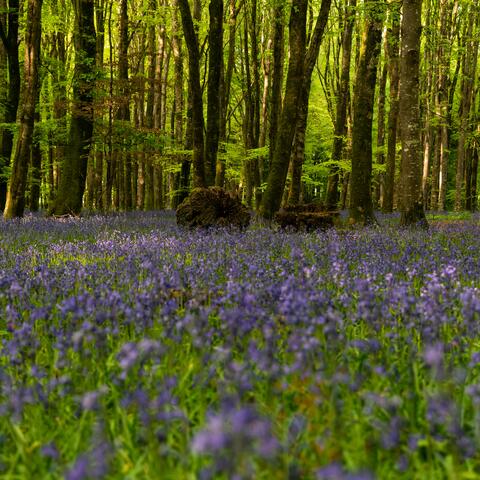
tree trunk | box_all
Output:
[29,111,42,211]
[382,4,400,212]
[0,0,20,211]
[178,0,206,188]
[4,0,42,219]
[50,0,97,215]
[349,0,384,225]
[260,0,307,220]
[325,0,356,210]
[398,0,427,227]
[268,3,285,169]
[375,60,387,207]
[288,0,332,206]
[216,0,240,186]
[205,0,223,186]
[454,9,478,211]
[94,0,106,210]
[117,0,132,210]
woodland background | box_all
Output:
[0,0,478,224]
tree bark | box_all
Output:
[398,0,427,227]
[4,0,42,219]
[382,4,400,212]
[117,0,132,210]
[216,0,240,186]
[375,60,387,207]
[288,0,331,206]
[454,9,478,211]
[0,0,20,211]
[29,110,42,211]
[325,0,356,210]
[260,0,307,220]
[349,0,384,225]
[205,0,223,186]
[268,3,285,169]
[50,0,97,215]
[178,0,206,188]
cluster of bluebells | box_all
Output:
[1,211,480,477]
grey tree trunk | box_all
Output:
[398,0,427,227]
[348,0,384,225]
[205,0,223,186]
[288,0,332,205]
[0,0,20,211]
[49,0,97,215]
[325,0,356,210]
[454,9,478,211]
[4,0,42,218]
[260,0,307,220]
[383,5,400,212]
[178,0,206,188]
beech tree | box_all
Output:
[0,0,20,211]
[383,3,400,212]
[50,0,97,215]
[0,0,477,219]
[288,0,332,205]
[349,0,385,225]
[260,0,307,220]
[325,0,356,210]
[398,0,427,226]
[4,0,42,219]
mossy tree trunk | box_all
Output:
[4,0,42,219]
[454,9,478,212]
[325,0,356,210]
[288,0,331,206]
[216,0,240,187]
[205,0,223,186]
[268,3,285,171]
[348,0,384,226]
[0,0,20,211]
[178,0,206,188]
[398,0,427,227]
[260,0,307,220]
[383,6,400,212]
[50,0,96,215]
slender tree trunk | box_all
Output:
[94,0,105,210]
[398,0,427,226]
[117,0,132,210]
[0,0,20,211]
[216,0,240,186]
[260,0,307,220]
[454,10,478,211]
[470,147,478,211]
[29,110,42,211]
[375,60,387,207]
[4,0,42,219]
[178,0,206,188]
[105,0,115,210]
[435,0,452,211]
[349,0,385,225]
[144,0,156,210]
[383,4,400,212]
[325,0,356,210]
[288,0,332,205]
[171,0,189,207]
[50,0,97,215]
[268,3,285,169]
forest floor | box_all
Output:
[1,211,480,479]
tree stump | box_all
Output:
[176,187,251,229]
[274,203,338,231]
